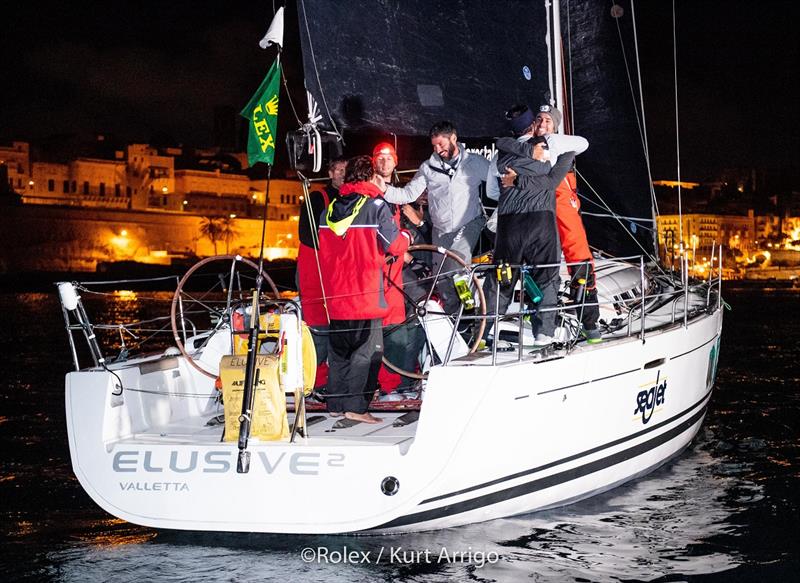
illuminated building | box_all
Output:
[0,140,311,270]
[0,140,305,223]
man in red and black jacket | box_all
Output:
[318,155,412,424]
[297,157,346,389]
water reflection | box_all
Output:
[112,290,139,301]
[70,289,175,356]
[70,519,157,548]
[43,440,753,583]
[490,446,749,581]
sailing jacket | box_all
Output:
[382,144,489,236]
[318,181,410,321]
[487,133,588,201]
[555,170,593,264]
[361,181,407,326]
[297,185,337,326]
[299,184,337,249]
[495,138,575,216]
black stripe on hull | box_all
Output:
[421,387,712,505]
[539,367,640,395]
[375,394,710,530]
[670,335,718,361]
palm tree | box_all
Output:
[219,216,240,254]
[198,217,223,255]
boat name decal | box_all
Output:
[112,450,346,476]
[118,481,189,492]
[634,373,667,425]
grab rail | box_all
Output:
[57,248,725,377]
[438,253,720,367]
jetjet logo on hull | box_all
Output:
[634,371,667,425]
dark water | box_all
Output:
[1,286,798,582]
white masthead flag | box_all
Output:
[258,7,285,49]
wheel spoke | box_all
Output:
[170,255,280,379]
[381,244,486,379]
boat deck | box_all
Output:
[447,310,703,368]
[110,310,709,450]
[115,410,419,448]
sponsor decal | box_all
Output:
[633,371,667,425]
[228,355,274,368]
[465,143,497,161]
[706,338,721,389]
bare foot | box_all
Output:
[328,412,344,418]
[345,411,383,424]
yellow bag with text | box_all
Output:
[231,312,281,355]
[230,310,317,396]
[218,353,289,442]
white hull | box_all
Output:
[65,289,722,534]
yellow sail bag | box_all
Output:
[218,353,289,442]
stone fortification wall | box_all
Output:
[0,204,297,273]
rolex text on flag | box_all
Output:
[240,60,281,166]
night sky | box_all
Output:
[1,1,797,185]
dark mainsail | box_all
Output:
[562,0,655,257]
[297,0,550,138]
[296,0,656,257]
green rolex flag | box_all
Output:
[240,60,281,166]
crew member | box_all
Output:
[297,157,346,388]
[372,142,425,396]
[379,121,488,319]
[533,105,601,341]
[317,155,411,424]
[490,136,576,345]
[502,105,601,342]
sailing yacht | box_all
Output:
[61,0,723,533]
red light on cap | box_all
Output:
[372,142,397,163]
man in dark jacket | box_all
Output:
[484,136,575,346]
[317,156,411,424]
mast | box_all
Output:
[545,1,555,114]
[551,0,564,131]
[545,0,565,130]
[630,0,661,256]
